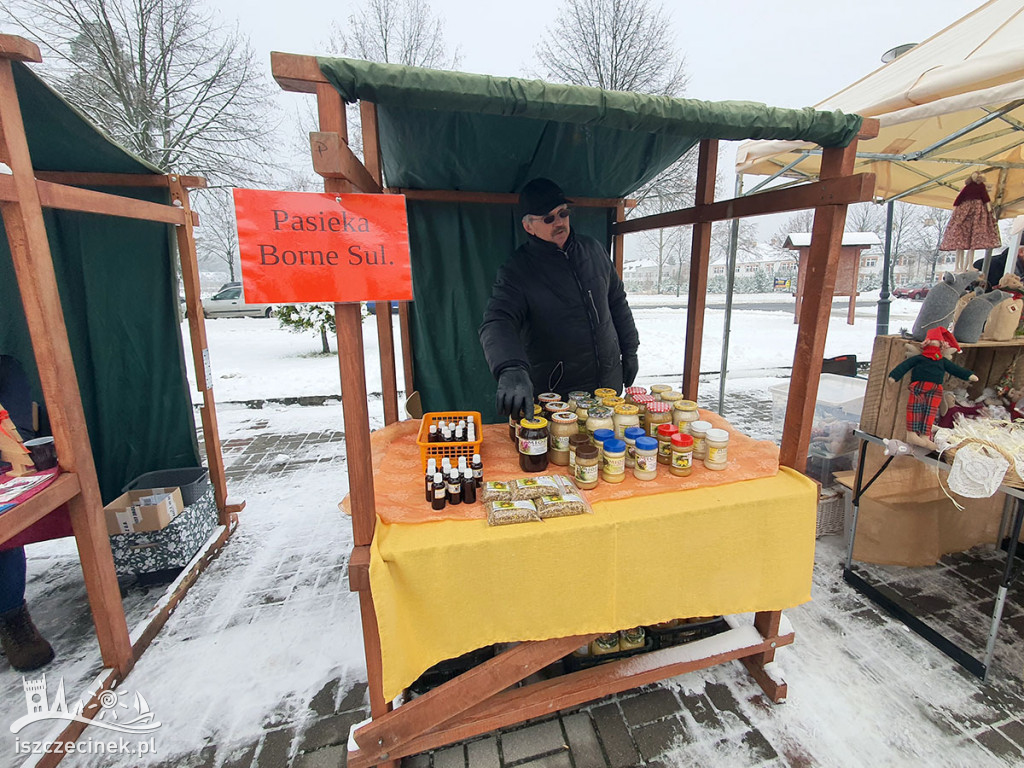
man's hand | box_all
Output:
[496,367,533,419]
[622,354,639,388]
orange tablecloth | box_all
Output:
[365,411,780,524]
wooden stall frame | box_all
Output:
[272,49,879,768]
[0,36,242,765]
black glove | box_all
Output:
[622,354,639,388]
[495,367,533,419]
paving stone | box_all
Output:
[998,719,1024,748]
[217,741,258,768]
[678,691,723,731]
[632,716,685,762]
[618,687,680,726]
[513,750,573,768]
[739,730,779,762]
[432,744,466,768]
[299,710,364,752]
[976,727,1024,760]
[561,712,606,768]
[292,744,347,768]
[703,682,751,727]
[401,753,431,768]
[590,703,640,768]
[500,719,566,764]
[338,682,368,713]
[465,736,500,768]
[255,727,295,768]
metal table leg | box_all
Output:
[981,499,1024,678]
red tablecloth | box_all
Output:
[0,468,72,550]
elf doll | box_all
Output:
[887,327,978,450]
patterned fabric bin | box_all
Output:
[109,488,217,576]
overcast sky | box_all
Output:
[212,0,983,234]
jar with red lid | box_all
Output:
[656,423,678,465]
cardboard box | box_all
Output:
[771,373,867,457]
[104,487,184,536]
[109,489,217,576]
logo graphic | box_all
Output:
[10,675,161,735]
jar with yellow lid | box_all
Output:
[645,401,671,436]
[672,400,699,433]
[656,423,678,465]
[510,404,543,443]
[670,433,694,477]
[585,405,614,439]
[612,404,640,438]
[544,401,571,421]
[689,419,713,460]
[601,438,626,484]
[649,384,671,401]
[633,436,658,480]
[593,387,618,400]
[601,396,626,410]
[704,428,729,470]
[660,391,684,408]
[518,416,549,473]
[548,411,578,466]
[573,443,600,489]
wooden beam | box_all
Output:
[780,142,864,470]
[352,635,594,762]
[0,35,41,63]
[0,57,133,676]
[310,130,384,194]
[35,171,207,189]
[169,179,231,523]
[857,118,881,140]
[613,173,875,235]
[35,667,121,768]
[0,174,189,225]
[393,188,634,209]
[348,545,371,592]
[271,51,328,93]
[0,473,80,543]
[612,201,625,278]
[683,139,717,400]
[399,300,415,396]
[361,101,400,424]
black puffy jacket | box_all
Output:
[479,229,639,396]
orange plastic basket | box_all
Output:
[416,411,483,472]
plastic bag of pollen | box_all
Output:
[486,499,542,526]
[534,476,593,518]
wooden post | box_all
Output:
[780,141,860,470]
[0,52,132,675]
[612,201,625,278]
[314,81,395,747]
[168,179,232,523]
[683,140,718,400]
[361,101,400,424]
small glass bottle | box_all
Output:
[704,428,730,470]
[569,433,590,471]
[431,472,446,510]
[645,401,671,437]
[633,436,659,480]
[428,424,439,443]
[586,405,615,440]
[461,466,477,503]
[548,410,578,466]
[601,438,626,484]
[518,416,550,473]
[447,469,462,505]
[673,400,699,434]
[574,443,600,489]
[649,384,671,401]
[593,387,618,401]
[623,425,646,468]
[670,432,694,477]
[656,423,678,465]
[471,453,484,488]
[690,420,713,461]
[612,403,640,439]
[425,458,437,502]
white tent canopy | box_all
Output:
[736,0,1024,218]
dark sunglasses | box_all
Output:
[532,207,570,225]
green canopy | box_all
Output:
[317,57,864,421]
[0,62,200,502]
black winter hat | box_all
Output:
[519,178,569,218]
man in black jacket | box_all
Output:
[479,178,640,418]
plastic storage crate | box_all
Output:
[416,411,482,472]
[770,373,867,459]
[123,467,210,506]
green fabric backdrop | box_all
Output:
[1,63,200,502]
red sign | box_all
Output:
[232,188,412,303]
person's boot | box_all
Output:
[0,601,54,672]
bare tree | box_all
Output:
[4,0,279,186]
[771,209,816,247]
[328,0,461,70]
[535,0,689,96]
[846,202,887,240]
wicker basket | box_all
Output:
[943,437,1024,490]
[816,488,845,538]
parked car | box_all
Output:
[366,300,400,315]
[202,286,275,318]
[892,283,930,300]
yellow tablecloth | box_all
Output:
[369,466,817,701]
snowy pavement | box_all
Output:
[5,296,1024,767]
